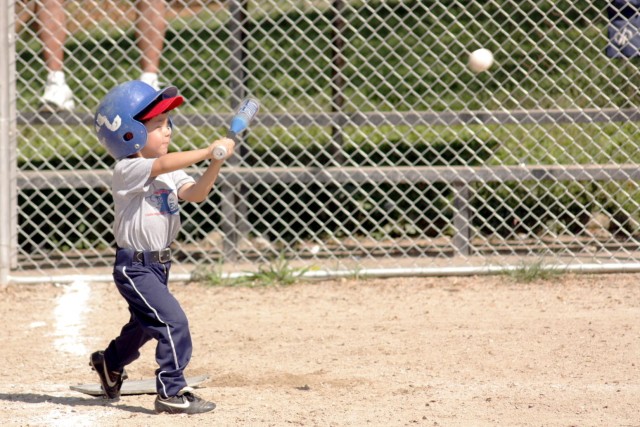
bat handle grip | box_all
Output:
[226,130,240,143]
[212,145,228,160]
[212,131,240,159]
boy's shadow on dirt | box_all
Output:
[0,393,155,415]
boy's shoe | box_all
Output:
[89,351,128,399]
[154,387,216,414]
[40,71,75,112]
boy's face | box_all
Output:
[140,113,172,158]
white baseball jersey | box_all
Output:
[112,157,195,251]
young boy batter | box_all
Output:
[92,80,234,414]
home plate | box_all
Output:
[70,374,209,396]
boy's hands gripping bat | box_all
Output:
[212,98,260,159]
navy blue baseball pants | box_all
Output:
[103,248,192,398]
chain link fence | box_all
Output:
[7,0,640,280]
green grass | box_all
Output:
[501,259,567,283]
[190,260,248,287]
[249,254,311,286]
[192,254,311,287]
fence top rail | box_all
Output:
[18,108,640,128]
[17,164,640,190]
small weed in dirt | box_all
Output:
[192,254,310,287]
[190,261,250,287]
[249,254,310,287]
[502,259,566,283]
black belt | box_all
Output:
[133,248,172,264]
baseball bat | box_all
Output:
[212,98,260,159]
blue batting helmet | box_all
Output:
[94,81,183,159]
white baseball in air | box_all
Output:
[469,48,494,73]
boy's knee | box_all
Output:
[169,315,189,334]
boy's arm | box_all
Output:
[150,148,211,178]
[178,159,225,203]
[178,137,235,203]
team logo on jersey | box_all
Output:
[147,189,179,216]
[95,113,122,133]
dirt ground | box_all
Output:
[1,273,639,426]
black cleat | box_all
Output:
[154,387,216,414]
[89,351,128,399]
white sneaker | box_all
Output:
[139,72,161,90]
[41,71,75,112]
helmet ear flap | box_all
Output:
[117,119,148,156]
[95,108,148,159]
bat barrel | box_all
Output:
[214,98,260,160]
[229,98,260,134]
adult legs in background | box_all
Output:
[136,0,168,89]
[36,0,169,111]
[37,0,74,111]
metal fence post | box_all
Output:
[452,183,471,256]
[331,0,346,165]
[0,0,16,285]
[224,0,250,261]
